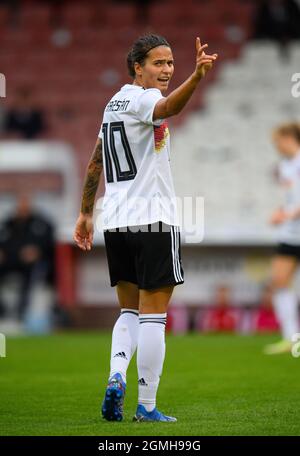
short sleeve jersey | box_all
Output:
[98,83,179,229]
[277,151,300,244]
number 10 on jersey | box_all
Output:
[102,121,137,183]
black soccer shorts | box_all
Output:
[103,221,184,290]
[275,242,300,260]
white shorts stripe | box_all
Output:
[175,227,182,281]
[171,226,180,282]
[175,226,183,281]
[173,226,181,282]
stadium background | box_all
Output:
[1,0,300,436]
[0,0,300,330]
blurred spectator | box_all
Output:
[200,285,238,333]
[253,0,300,44]
[254,284,280,333]
[0,194,55,321]
[3,86,45,140]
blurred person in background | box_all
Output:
[0,194,55,322]
[3,86,45,140]
[253,0,300,47]
[200,285,238,333]
[264,123,300,354]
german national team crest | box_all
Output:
[154,120,169,152]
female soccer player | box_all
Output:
[264,123,300,355]
[74,34,217,422]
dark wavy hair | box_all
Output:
[127,34,171,78]
[274,122,300,143]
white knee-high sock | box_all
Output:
[137,313,167,412]
[273,288,299,341]
[109,308,139,383]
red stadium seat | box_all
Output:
[102,3,136,28]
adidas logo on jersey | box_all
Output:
[138,377,148,386]
[113,351,127,359]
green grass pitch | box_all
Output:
[0,332,300,436]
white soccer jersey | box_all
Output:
[98,83,179,229]
[278,151,300,245]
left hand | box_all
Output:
[73,213,94,251]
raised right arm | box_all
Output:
[153,37,218,120]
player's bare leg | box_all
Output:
[139,285,174,314]
[264,255,299,355]
[271,255,297,289]
[102,281,139,421]
[133,285,177,422]
[116,280,139,311]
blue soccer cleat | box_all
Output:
[133,404,177,422]
[101,373,126,422]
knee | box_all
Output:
[139,302,168,314]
